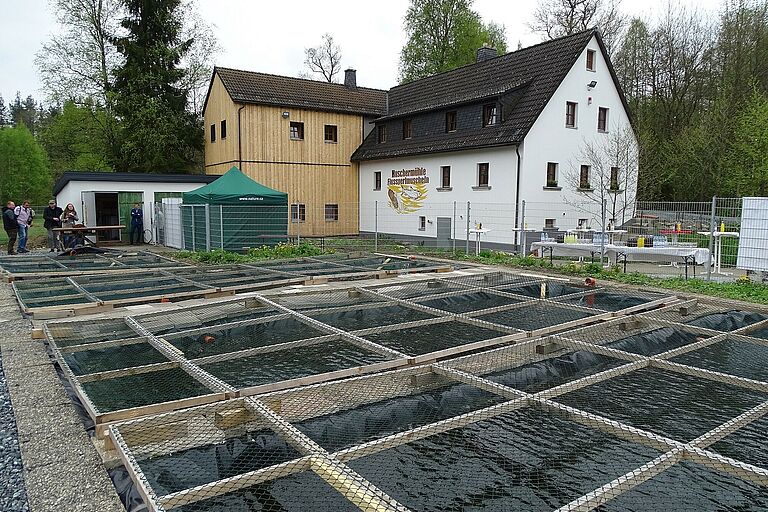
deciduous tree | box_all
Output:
[0,125,52,206]
[399,0,507,83]
[303,33,342,83]
[529,0,626,52]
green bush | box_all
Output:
[174,243,329,265]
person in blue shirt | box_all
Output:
[129,203,144,244]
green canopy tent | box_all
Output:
[181,166,288,251]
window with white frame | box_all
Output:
[545,218,556,229]
[586,49,596,71]
[477,163,489,187]
[418,216,426,231]
[290,203,306,223]
[566,102,577,128]
[598,107,609,132]
[324,203,339,221]
[579,165,591,189]
[546,162,558,187]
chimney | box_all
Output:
[344,69,357,89]
[476,45,497,62]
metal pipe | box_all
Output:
[514,145,522,246]
[465,201,471,254]
[707,196,716,281]
[237,104,246,170]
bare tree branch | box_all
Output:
[528,0,627,53]
[303,33,342,83]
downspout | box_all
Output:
[514,144,522,247]
[237,104,246,170]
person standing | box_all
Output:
[61,203,79,249]
[13,200,33,254]
[43,199,63,252]
[2,201,17,255]
[129,203,144,245]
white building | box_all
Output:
[353,30,637,250]
[53,172,218,243]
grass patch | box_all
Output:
[175,242,330,265]
[0,225,49,250]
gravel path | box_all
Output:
[0,350,30,512]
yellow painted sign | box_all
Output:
[387,167,429,214]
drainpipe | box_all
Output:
[237,104,246,170]
[514,144,522,247]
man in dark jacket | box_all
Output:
[129,203,143,244]
[2,201,17,255]
[43,199,63,252]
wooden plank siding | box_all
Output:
[204,75,363,236]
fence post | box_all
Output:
[297,209,301,245]
[219,205,224,250]
[600,198,607,266]
[204,204,211,252]
[191,206,196,252]
[452,201,457,253]
[374,201,378,252]
[707,196,716,281]
[519,200,526,255]
[465,201,471,254]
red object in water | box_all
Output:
[585,277,596,306]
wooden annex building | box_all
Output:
[203,67,386,236]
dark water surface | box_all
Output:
[597,461,768,511]
[202,340,388,388]
[554,367,768,441]
[347,408,659,511]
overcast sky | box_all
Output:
[0,0,723,103]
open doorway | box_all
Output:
[94,193,120,241]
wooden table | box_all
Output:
[54,225,126,247]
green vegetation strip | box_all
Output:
[174,242,329,264]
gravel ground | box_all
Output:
[0,350,30,512]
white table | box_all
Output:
[531,241,606,263]
[468,228,491,256]
[609,245,710,279]
[698,231,739,275]
[531,241,711,279]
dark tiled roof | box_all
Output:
[213,67,388,116]
[352,30,600,161]
[53,172,219,196]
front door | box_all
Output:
[436,217,452,248]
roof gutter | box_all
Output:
[237,104,246,170]
[514,144,522,248]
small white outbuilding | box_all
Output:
[53,172,218,243]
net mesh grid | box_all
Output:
[41,272,651,424]
[87,280,768,511]
[11,253,454,313]
[0,250,185,276]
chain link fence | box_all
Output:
[155,197,768,280]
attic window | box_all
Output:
[402,119,412,140]
[483,104,499,126]
[586,49,596,71]
[210,124,216,143]
[220,120,227,139]
[445,111,457,132]
[377,125,387,143]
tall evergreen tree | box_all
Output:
[110,0,202,173]
[0,95,8,127]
